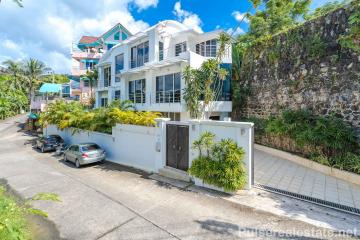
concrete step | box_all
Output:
[158,166,191,182]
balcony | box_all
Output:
[71,66,96,76]
[71,51,102,60]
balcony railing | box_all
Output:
[156,90,181,103]
[72,51,102,59]
[129,92,146,104]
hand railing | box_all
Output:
[155,90,181,103]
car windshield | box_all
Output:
[46,136,58,142]
[81,144,101,152]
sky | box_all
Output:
[0,0,334,74]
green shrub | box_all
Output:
[40,100,160,134]
[0,186,30,240]
[188,132,247,192]
[265,110,359,156]
[249,109,360,175]
[0,186,61,240]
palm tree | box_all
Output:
[83,69,98,96]
[0,0,23,7]
[2,60,25,91]
[81,69,98,107]
[24,58,45,112]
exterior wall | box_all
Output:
[44,118,254,189]
[45,124,158,172]
[232,7,360,134]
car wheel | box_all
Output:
[41,146,45,153]
[75,159,80,168]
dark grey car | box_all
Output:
[36,135,64,153]
[63,143,106,168]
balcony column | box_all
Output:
[145,69,154,106]
[95,91,99,108]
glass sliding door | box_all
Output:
[174,73,181,102]
[155,73,181,103]
[128,79,145,103]
[156,76,164,103]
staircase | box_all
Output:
[158,166,191,182]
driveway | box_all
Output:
[254,148,360,209]
[0,115,357,240]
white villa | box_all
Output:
[95,20,232,121]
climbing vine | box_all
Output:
[339,0,360,53]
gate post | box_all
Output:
[154,118,170,172]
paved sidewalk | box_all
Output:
[254,149,360,209]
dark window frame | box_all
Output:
[156,72,181,103]
[128,79,146,103]
[175,42,187,56]
[115,53,124,73]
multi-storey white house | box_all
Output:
[96,20,232,121]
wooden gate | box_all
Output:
[166,124,189,171]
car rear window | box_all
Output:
[81,144,101,151]
[46,137,58,142]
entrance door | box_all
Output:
[166,124,189,171]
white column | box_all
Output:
[154,118,171,172]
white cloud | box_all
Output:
[227,27,245,36]
[134,0,158,11]
[232,11,249,23]
[0,0,156,73]
[173,1,203,33]
[3,39,18,50]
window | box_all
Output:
[70,145,79,151]
[115,76,121,83]
[156,73,181,103]
[83,80,90,87]
[159,42,164,61]
[114,90,121,100]
[175,42,187,56]
[85,61,95,70]
[196,39,217,57]
[115,54,124,73]
[107,44,115,50]
[81,144,100,151]
[114,32,120,40]
[100,97,108,107]
[103,67,111,87]
[130,41,149,68]
[128,79,145,103]
[122,32,128,40]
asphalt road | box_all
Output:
[0,115,356,240]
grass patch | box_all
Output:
[0,182,61,240]
[0,185,31,240]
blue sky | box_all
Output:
[0,0,334,73]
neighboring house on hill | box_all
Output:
[71,23,132,104]
[96,20,232,121]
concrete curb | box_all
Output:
[255,144,360,186]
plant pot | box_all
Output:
[193,177,235,195]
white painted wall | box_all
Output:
[45,124,158,173]
[45,118,254,189]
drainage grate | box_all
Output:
[254,183,360,216]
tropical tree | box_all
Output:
[183,32,232,119]
[247,0,311,38]
[24,58,45,111]
[2,60,25,91]
[0,0,23,7]
[81,69,98,106]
